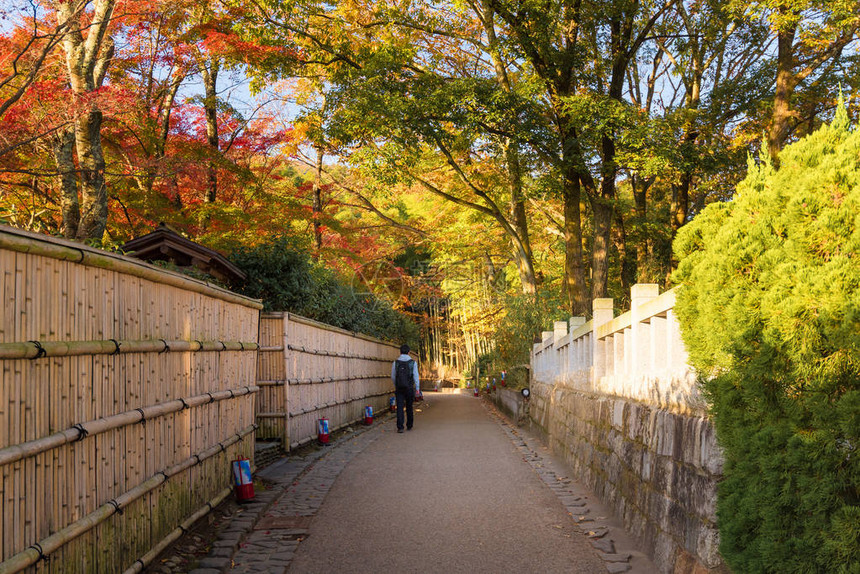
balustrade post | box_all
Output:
[630,284,659,384]
[553,321,567,381]
[569,317,586,375]
[541,331,553,380]
[592,298,614,390]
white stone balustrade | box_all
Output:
[532,284,704,415]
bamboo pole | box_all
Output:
[287,391,390,417]
[0,424,256,574]
[0,338,259,360]
[0,386,259,466]
[285,344,393,362]
[0,226,263,310]
[286,312,399,348]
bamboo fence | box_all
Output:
[0,225,262,574]
[256,313,399,449]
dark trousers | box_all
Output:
[395,387,414,430]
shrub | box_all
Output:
[672,109,860,573]
[229,236,418,344]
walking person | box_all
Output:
[391,344,420,433]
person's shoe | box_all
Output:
[397,428,404,433]
[407,427,413,431]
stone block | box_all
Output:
[601,552,632,562]
[621,436,643,471]
[699,422,723,476]
[613,400,625,429]
[618,466,642,508]
[652,531,677,574]
[646,491,670,526]
[697,524,722,569]
[670,464,716,520]
[625,402,645,442]
[651,456,673,495]
[641,449,653,482]
[666,499,689,541]
[673,415,688,461]
[591,537,616,553]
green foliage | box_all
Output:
[229,235,418,344]
[493,290,568,387]
[673,111,860,573]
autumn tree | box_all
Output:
[234,0,542,295]
[54,0,117,240]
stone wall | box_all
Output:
[530,285,726,574]
[491,387,527,425]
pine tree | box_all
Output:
[673,104,860,573]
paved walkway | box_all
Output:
[176,393,657,574]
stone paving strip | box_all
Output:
[480,399,657,574]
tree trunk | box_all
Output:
[768,21,797,164]
[612,210,633,302]
[671,171,691,235]
[562,169,588,316]
[74,107,108,240]
[590,195,612,300]
[202,59,220,203]
[591,131,618,300]
[56,0,115,242]
[53,127,79,238]
[312,144,324,258]
[632,174,648,280]
[480,1,537,296]
[506,142,537,295]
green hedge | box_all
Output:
[229,236,418,345]
[672,109,860,573]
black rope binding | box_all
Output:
[28,341,47,360]
[134,559,146,570]
[135,408,146,424]
[195,340,203,350]
[220,341,227,352]
[107,499,123,515]
[29,542,49,563]
[179,397,189,410]
[159,339,170,354]
[72,423,89,442]
[109,339,121,355]
[206,392,215,404]
[239,342,245,351]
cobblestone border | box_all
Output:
[480,397,656,574]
